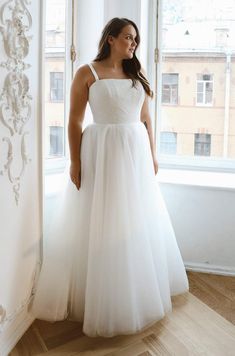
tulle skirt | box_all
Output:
[30,121,189,337]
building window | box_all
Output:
[159,0,235,169]
[160,131,177,154]
[50,72,64,102]
[162,73,178,105]
[194,133,211,156]
[50,126,64,156]
[196,74,213,105]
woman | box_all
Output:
[30,17,189,338]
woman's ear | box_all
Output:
[107,35,114,46]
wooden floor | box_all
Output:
[10,271,235,355]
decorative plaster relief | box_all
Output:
[0,0,32,205]
[0,305,6,324]
[0,259,41,332]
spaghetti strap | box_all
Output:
[88,63,99,81]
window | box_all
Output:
[194,134,211,156]
[160,132,177,154]
[44,0,72,166]
[162,73,178,104]
[50,72,64,102]
[158,0,235,171]
[196,74,213,105]
[50,126,64,156]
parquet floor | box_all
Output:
[9,271,235,355]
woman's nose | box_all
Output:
[132,40,137,47]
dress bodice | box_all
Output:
[88,63,145,124]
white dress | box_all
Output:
[30,63,189,337]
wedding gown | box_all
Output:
[30,63,189,337]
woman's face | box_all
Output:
[108,24,138,59]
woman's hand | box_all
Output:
[70,160,81,190]
[153,156,158,175]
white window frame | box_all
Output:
[43,0,73,175]
[196,74,213,107]
[50,71,64,102]
[162,73,179,105]
[154,0,235,173]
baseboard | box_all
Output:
[0,306,35,356]
[185,261,235,276]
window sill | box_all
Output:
[44,167,235,199]
[195,103,213,107]
[157,168,235,191]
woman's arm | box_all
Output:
[140,95,158,175]
[140,70,158,175]
[68,65,89,189]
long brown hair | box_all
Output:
[93,17,154,98]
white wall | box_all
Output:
[74,0,105,67]
[159,182,235,275]
[103,0,150,71]
[0,1,42,354]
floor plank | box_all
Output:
[9,271,235,355]
[187,271,235,325]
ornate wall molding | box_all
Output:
[0,305,6,329]
[0,0,32,205]
[0,259,41,333]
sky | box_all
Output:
[162,0,235,50]
[163,0,235,25]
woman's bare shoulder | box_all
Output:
[74,64,92,80]
[71,64,95,91]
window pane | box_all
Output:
[162,74,178,105]
[197,82,203,92]
[197,92,203,103]
[161,0,235,160]
[50,126,64,155]
[45,0,66,159]
[205,84,213,103]
[50,72,64,101]
[194,134,211,156]
[160,132,177,154]
[162,87,171,103]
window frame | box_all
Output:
[50,71,64,102]
[162,73,179,105]
[155,0,235,173]
[44,0,73,175]
[196,74,213,107]
[194,133,211,157]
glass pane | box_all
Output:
[161,0,235,159]
[160,132,177,154]
[45,0,66,159]
[197,82,203,92]
[205,84,213,103]
[172,86,178,104]
[194,134,211,156]
[50,126,64,155]
[162,74,178,104]
[203,74,211,81]
[162,86,171,103]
